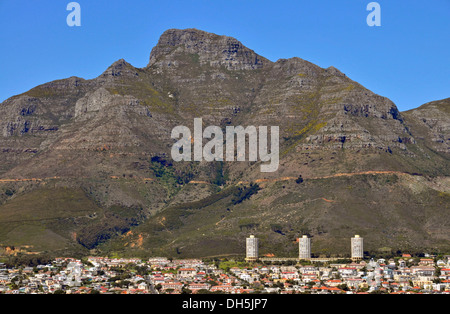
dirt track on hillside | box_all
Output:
[0,170,412,185]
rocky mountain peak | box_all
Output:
[148,28,270,70]
[101,59,138,78]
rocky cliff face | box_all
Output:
[0,28,441,177]
[0,28,448,257]
[403,98,450,154]
[149,28,268,70]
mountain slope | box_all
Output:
[402,98,450,154]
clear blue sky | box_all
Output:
[0,0,449,111]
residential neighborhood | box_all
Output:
[1,254,450,294]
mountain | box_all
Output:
[0,28,448,259]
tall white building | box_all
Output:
[298,235,311,260]
[246,235,259,262]
[351,235,364,261]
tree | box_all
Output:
[434,267,441,277]
[231,183,261,205]
[207,280,218,287]
[337,284,349,291]
[213,161,228,186]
